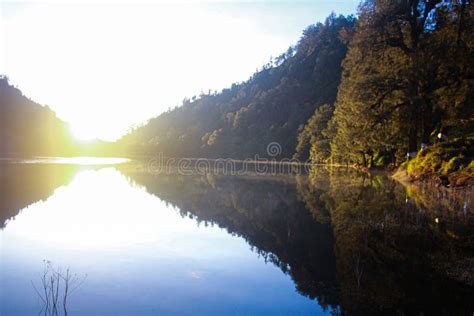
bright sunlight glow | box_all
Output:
[0,0,359,141]
[2,168,229,250]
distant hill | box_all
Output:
[0,76,125,157]
[0,76,74,156]
[120,14,356,159]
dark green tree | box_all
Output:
[294,104,334,162]
[328,0,473,166]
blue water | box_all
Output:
[0,166,327,315]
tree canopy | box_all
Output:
[316,0,473,167]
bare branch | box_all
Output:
[31,262,86,316]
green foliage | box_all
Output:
[294,104,334,162]
[295,0,474,171]
[405,137,474,185]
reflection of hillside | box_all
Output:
[121,164,474,314]
[0,163,79,228]
[306,168,474,315]
[119,168,339,310]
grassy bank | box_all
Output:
[395,138,473,187]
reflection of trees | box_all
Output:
[119,169,339,310]
[0,163,79,228]
[120,165,474,314]
[295,171,332,225]
[309,167,474,315]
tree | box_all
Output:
[328,0,473,166]
[294,104,334,162]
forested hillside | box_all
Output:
[0,76,73,156]
[120,14,356,159]
[122,0,473,176]
[299,0,473,168]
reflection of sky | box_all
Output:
[0,168,328,315]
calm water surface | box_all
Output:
[0,158,473,315]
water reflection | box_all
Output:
[119,164,474,315]
[4,168,201,249]
[0,162,80,228]
[0,157,128,228]
[0,164,322,315]
[119,168,339,307]
[300,169,473,314]
[0,161,473,315]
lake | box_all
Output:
[1,158,473,315]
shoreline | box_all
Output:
[392,166,474,189]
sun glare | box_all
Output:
[71,124,97,141]
[72,127,98,142]
[1,2,296,141]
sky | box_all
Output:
[0,0,360,141]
